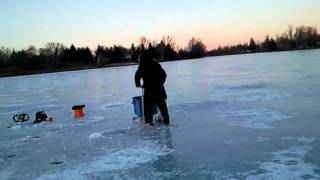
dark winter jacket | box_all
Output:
[135,61,167,99]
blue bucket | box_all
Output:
[132,96,158,118]
[132,96,143,118]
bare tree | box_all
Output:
[161,35,175,48]
[0,47,12,65]
[139,36,149,50]
[26,45,37,56]
[187,37,206,58]
[39,42,65,56]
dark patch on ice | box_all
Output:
[314,169,320,175]
[7,154,16,159]
[283,160,299,165]
[50,128,61,132]
[171,100,226,111]
[301,174,317,179]
[272,159,282,163]
[50,161,64,165]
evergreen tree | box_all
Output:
[248,38,257,52]
[262,36,271,51]
[269,38,278,51]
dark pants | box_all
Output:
[144,94,170,125]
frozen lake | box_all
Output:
[1,49,320,179]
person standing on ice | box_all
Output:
[135,50,170,126]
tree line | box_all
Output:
[0,25,319,73]
[208,25,320,56]
[0,36,206,71]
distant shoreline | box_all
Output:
[0,62,137,78]
[0,48,319,79]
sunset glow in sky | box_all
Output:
[0,0,319,50]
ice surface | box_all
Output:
[1,50,320,179]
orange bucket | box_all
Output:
[72,105,85,118]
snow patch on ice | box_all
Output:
[221,109,291,129]
[257,137,271,142]
[95,102,128,110]
[88,132,104,140]
[281,136,317,144]
[224,140,235,145]
[245,146,320,180]
[90,115,105,121]
[10,124,22,130]
[101,127,135,136]
[36,140,174,180]
[35,104,64,110]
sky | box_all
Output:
[0,0,319,50]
